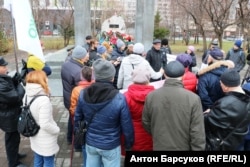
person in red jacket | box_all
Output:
[176,53,198,93]
[121,65,154,156]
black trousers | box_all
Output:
[5,131,20,167]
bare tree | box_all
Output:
[169,0,181,44]
[54,0,74,46]
[177,0,209,50]
[237,0,250,50]
[204,0,236,49]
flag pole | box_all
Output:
[10,3,19,72]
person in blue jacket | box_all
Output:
[74,59,134,167]
[197,48,235,111]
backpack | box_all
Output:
[18,95,46,137]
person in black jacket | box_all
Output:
[204,69,250,151]
[0,56,26,167]
[146,39,164,82]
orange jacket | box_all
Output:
[69,80,94,117]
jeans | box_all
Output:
[34,152,55,167]
[82,145,87,167]
[86,144,120,167]
[5,131,20,167]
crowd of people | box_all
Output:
[60,35,250,167]
[1,34,250,167]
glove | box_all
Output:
[12,72,22,86]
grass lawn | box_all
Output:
[41,36,75,50]
[169,40,235,56]
[4,36,242,57]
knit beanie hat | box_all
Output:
[132,65,151,84]
[234,40,242,48]
[116,39,125,48]
[210,48,224,60]
[133,43,144,54]
[72,45,87,59]
[27,54,45,70]
[97,45,107,55]
[220,69,240,87]
[93,59,115,81]
[188,45,195,52]
[164,61,185,78]
[176,53,192,68]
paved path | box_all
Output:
[0,47,84,167]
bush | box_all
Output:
[0,31,9,54]
[154,27,170,39]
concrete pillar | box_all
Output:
[74,0,91,46]
[135,0,155,52]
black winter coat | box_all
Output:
[204,91,250,151]
[146,47,163,72]
[0,75,25,132]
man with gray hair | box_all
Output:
[142,61,205,150]
[74,59,134,167]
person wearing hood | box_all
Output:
[74,59,134,167]
[117,43,164,89]
[121,66,154,156]
[225,40,246,72]
[25,70,60,167]
[197,48,235,111]
[111,39,126,89]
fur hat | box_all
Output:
[220,69,240,87]
[72,45,88,60]
[164,61,185,78]
[93,59,115,81]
